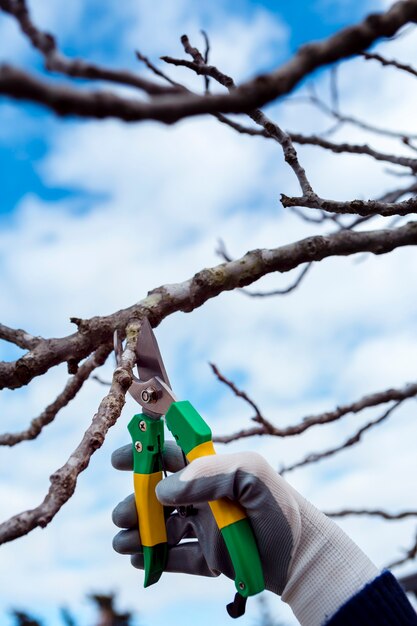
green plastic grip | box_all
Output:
[221,518,264,598]
[128,413,168,587]
[165,401,265,598]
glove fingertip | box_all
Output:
[112,494,137,528]
[155,472,185,506]
[131,553,144,570]
[111,444,133,470]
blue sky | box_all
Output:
[1,1,417,625]
[0,0,383,220]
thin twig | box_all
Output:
[386,529,417,569]
[330,66,340,114]
[213,379,417,443]
[209,363,265,424]
[241,263,312,297]
[325,508,417,520]
[289,132,417,171]
[91,374,112,387]
[279,401,403,474]
[201,30,210,93]
[362,50,417,79]
[289,90,417,141]
[0,346,111,446]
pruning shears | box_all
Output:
[115,319,265,618]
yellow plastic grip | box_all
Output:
[133,471,167,547]
[186,441,247,530]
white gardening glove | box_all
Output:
[112,444,378,626]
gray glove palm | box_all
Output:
[112,443,377,626]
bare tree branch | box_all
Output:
[200,30,210,93]
[325,508,417,520]
[281,192,417,217]
[91,374,112,386]
[213,377,417,443]
[335,181,417,232]
[163,36,417,221]
[241,263,313,297]
[0,321,140,544]
[280,401,403,474]
[207,113,417,172]
[216,240,313,296]
[0,346,111,446]
[289,132,417,171]
[210,363,274,433]
[386,529,417,569]
[0,2,416,123]
[135,51,183,89]
[164,35,314,196]
[0,0,178,97]
[362,50,417,79]
[291,87,417,141]
[0,322,43,351]
[329,65,340,114]
[2,221,416,393]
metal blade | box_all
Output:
[137,318,171,389]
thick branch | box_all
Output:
[217,241,313,296]
[1,221,417,392]
[0,321,140,544]
[0,345,111,446]
[0,0,177,96]
[0,2,416,122]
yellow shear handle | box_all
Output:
[186,441,246,530]
[133,471,167,547]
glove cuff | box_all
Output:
[281,497,378,626]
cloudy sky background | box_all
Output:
[1,0,417,624]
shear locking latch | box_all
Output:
[227,594,247,619]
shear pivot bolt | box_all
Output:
[238,582,245,591]
[141,386,158,404]
[139,420,147,431]
[134,441,143,453]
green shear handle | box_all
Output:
[128,401,265,616]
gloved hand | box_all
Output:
[112,443,378,626]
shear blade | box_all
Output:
[137,318,171,389]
